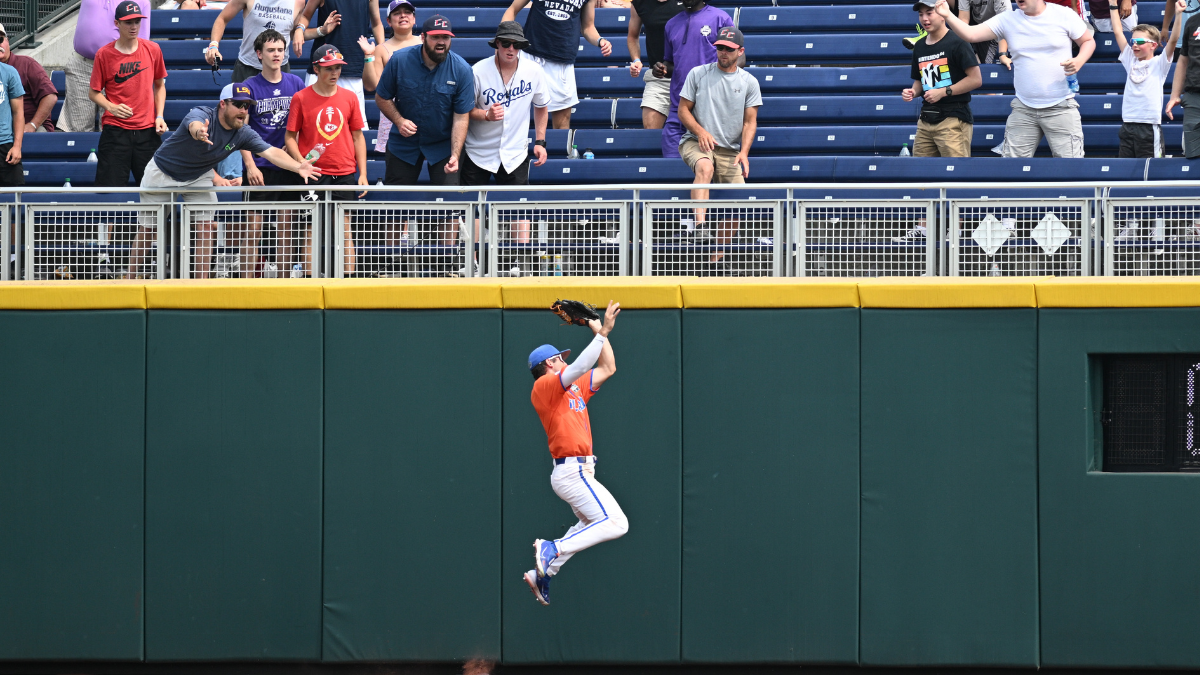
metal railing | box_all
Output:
[6,0,80,48]
[1,182,1198,280]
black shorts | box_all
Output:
[232,60,291,84]
[245,164,305,202]
[310,172,360,201]
[95,125,162,187]
[0,142,24,187]
[1117,122,1162,159]
[460,151,530,186]
[384,151,461,186]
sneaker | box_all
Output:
[534,539,558,578]
[903,24,927,50]
[756,236,774,246]
[598,235,621,245]
[54,265,73,279]
[1115,220,1139,242]
[523,569,550,606]
[263,262,279,278]
[891,226,927,243]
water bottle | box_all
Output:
[87,148,98,162]
[290,263,304,278]
[1066,74,1079,93]
[304,143,326,162]
[1153,217,1165,242]
[989,262,1001,276]
[569,144,579,159]
[899,143,911,157]
[583,148,595,159]
[63,177,72,188]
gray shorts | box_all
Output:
[640,70,671,117]
[1001,97,1085,159]
[139,158,218,227]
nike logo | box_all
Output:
[113,67,146,84]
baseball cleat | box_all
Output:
[534,538,558,577]
[524,569,550,605]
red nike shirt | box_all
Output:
[90,38,167,130]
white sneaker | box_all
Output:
[891,226,926,243]
[1114,219,1139,242]
[756,236,774,245]
[263,262,278,278]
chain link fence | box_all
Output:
[1104,199,1200,276]
[949,200,1091,277]
[338,202,474,278]
[24,202,164,280]
[796,201,936,277]
[180,202,320,279]
[642,200,783,277]
[488,201,628,277]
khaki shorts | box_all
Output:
[139,158,217,227]
[1002,98,1084,158]
[914,116,973,157]
[680,138,745,183]
[640,70,671,117]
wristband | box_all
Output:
[364,56,375,62]
[317,25,327,36]
[156,116,165,119]
[534,139,546,147]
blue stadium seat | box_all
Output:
[614,98,642,127]
[566,99,615,128]
[758,96,920,124]
[22,133,100,160]
[738,6,916,34]
[21,192,143,203]
[946,187,1096,198]
[829,157,1146,181]
[530,157,694,183]
[486,189,635,201]
[746,156,839,180]
[1146,158,1200,181]
[153,9,245,37]
[23,162,99,186]
[575,67,643,96]
[746,65,909,95]
[163,69,234,99]
[51,70,64,96]
[572,128,661,157]
[743,33,914,65]
[522,129,580,158]
[159,39,312,66]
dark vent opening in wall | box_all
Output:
[1100,354,1200,472]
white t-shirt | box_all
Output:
[984,3,1087,108]
[465,54,550,175]
[1118,44,1171,124]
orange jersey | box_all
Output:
[531,370,600,458]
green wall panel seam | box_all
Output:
[1034,308,1042,669]
[142,308,148,663]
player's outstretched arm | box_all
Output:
[590,301,619,388]
[558,301,620,389]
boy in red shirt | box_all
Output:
[285,44,367,277]
[88,1,167,187]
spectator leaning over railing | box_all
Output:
[676,27,759,268]
[359,0,421,159]
[1110,0,1184,157]
[956,0,1010,65]
[286,45,367,277]
[59,0,151,132]
[133,84,318,279]
[628,0,685,129]
[0,26,56,133]
[902,0,981,157]
[502,0,613,130]
[937,0,1094,158]
[1166,0,1200,158]
[205,0,306,82]
[0,40,24,188]
[240,29,307,276]
[90,2,168,188]
[295,0,385,129]
[657,0,733,158]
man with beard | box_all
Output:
[375,15,474,185]
[134,84,319,279]
[655,0,732,157]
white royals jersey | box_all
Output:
[465,54,550,174]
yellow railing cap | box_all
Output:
[858,277,1042,308]
[144,279,326,309]
[322,278,504,309]
[1036,277,1200,307]
[681,278,860,308]
[500,277,686,309]
[0,280,147,310]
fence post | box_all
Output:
[24,0,42,47]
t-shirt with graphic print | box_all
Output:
[524,0,589,64]
[90,38,167,130]
[286,85,366,177]
[909,30,978,124]
[531,371,600,459]
[243,72,307,168]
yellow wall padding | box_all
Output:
[1035,277,1200,307]
[500,277,686,309]
[681,278,860,308]
[0,281,147,310]
[145,280,326,309]
[858,277,1041,308]
[322,279,504,309]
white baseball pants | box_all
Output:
[547,458,629,576]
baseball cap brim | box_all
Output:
[315,57,348,65]
[713,39,741,48]
[117,12,148,19]
[424,28,454,35]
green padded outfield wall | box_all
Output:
[1039,309,1200,668]
[322,310,502,661]
[145,311,323,660]
[0,310,146,660]
[501,310,683,663]
[681,309,860,663]
[859,309,1039,666]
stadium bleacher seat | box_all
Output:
[738,6,915,33]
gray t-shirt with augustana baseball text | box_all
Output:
[678,63,762,151]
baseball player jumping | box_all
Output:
[524,300,627,606]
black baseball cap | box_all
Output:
[115,0,147,20]
[423,14,454,36]
[713,26,743,49]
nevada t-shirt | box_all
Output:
[524,0,587,64]
[909,30,979,124]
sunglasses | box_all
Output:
[715,44,739,52]
[497,39,522,48]
[1130,37,1157,46]
[227,99,252,109]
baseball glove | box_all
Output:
[551,299,600,326]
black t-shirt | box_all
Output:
[909,30,979,124]
[1182,13,1200,94]
[632,0,685,66]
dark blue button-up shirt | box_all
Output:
[376,45,475,165]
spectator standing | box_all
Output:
[205,0,313,82]
[676,27,759,264]
[628,0,685,129]
[295,0,385,128]
[1112,2,1183,157]
[937,0,1094,158]
[1162,0,1198,55]
[903,0,982,157]
[58,0,151,132]
[657,0,733,158]
[957,0,1010,65]
[359,0,422,158]
[0,28,57,133]
[1091,0,1136,32]
[134,85,318,278]
[0,50,24,187]
[1044,0,1085,18]
[502,0,614,129]
[375,16,473,185]
[286,44,368,276]
[240,30,307,275]
[464,22,549,185]
[1166,0,1200,158]
[89,2,168,187]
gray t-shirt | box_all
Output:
[152,106,272,182]
[958,0,1010,25]
[678,63,763,151]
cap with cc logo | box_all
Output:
[713,26,743,49]
[422,14,454,36]
[312,44,348,66]
[115,0,148,20]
